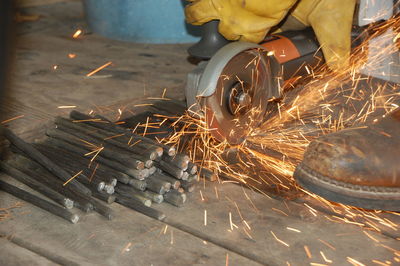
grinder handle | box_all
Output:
[187,20,230,60]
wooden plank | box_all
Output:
[0,176,260,266]
[0,238,56,266]
[152,181,400,265]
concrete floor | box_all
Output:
[0,1,399,266]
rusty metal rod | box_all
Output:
[115,194,166,221]
[162,154,190,170]
[187,174,198,183]
[143,160,154,169]
[69,111,175,156]
[180,180,196,193]
[128,179,147,191]
[181,172,189,181]
[141,190,164,204]
[148,166,156,175]
[115,191,151,207]
[45,137,148,180]
[74,175,105,193]
[58,116,160,160]
[98,164,130,184]
[198,167,217,181]
[86,196,115,220]
[146,175,171,195]
[91,190,116,204]
[34,143,118,187]
[25,145,108,193]
[164,190,187,207]
[103,184,115,194]
[0,179,79,224]
[154,160,183,179]
[187,162,198,175]
[108,178,117,187]
[115,184,152,207]
[19,156,113,219]
[1,126,91,196]
[10,155,94,213]
[152,172,180,190]
[0,161,74,209]
[47,127,145,170]
[35,142,126,185]
[92,114,175,157]
[25,152,107,193]
[54,117,160,163]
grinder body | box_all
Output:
[185,26,322,144]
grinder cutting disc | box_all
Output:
[201,48,275,144]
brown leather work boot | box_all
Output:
[294,108,400,211]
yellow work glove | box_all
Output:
[185,0,356,69]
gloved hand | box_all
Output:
[185,0,356,69]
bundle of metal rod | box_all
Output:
[10,152,116,222]
[30,162,115,219]
[45,137,148,180]
[8,155,118,219]
[0,179,79,224]
[36,142,125,182]
[2,115,207,224]
[38,141,131,185]
[33,143,117,195]
[55,117,162,161]
[69,111,176,156]
[1,126,92,196]
[10,156,93,212]
[10,144,111,196]
[46,127,145,170]
[0,161,74,209]
[64,112,202,196]
[92,114,175,157]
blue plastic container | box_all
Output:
[83,0,200,43]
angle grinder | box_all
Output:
[185,21,323,144]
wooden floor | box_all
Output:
[0,2,399,266]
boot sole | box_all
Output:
[294,164,400,211]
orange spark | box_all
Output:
[1,115,25,124]
[304,245,312,258]
[63,170,83,186]
[57,105,77,109]
[86,61,113,77]
[270,231,289,247]
[72,29,82,38]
